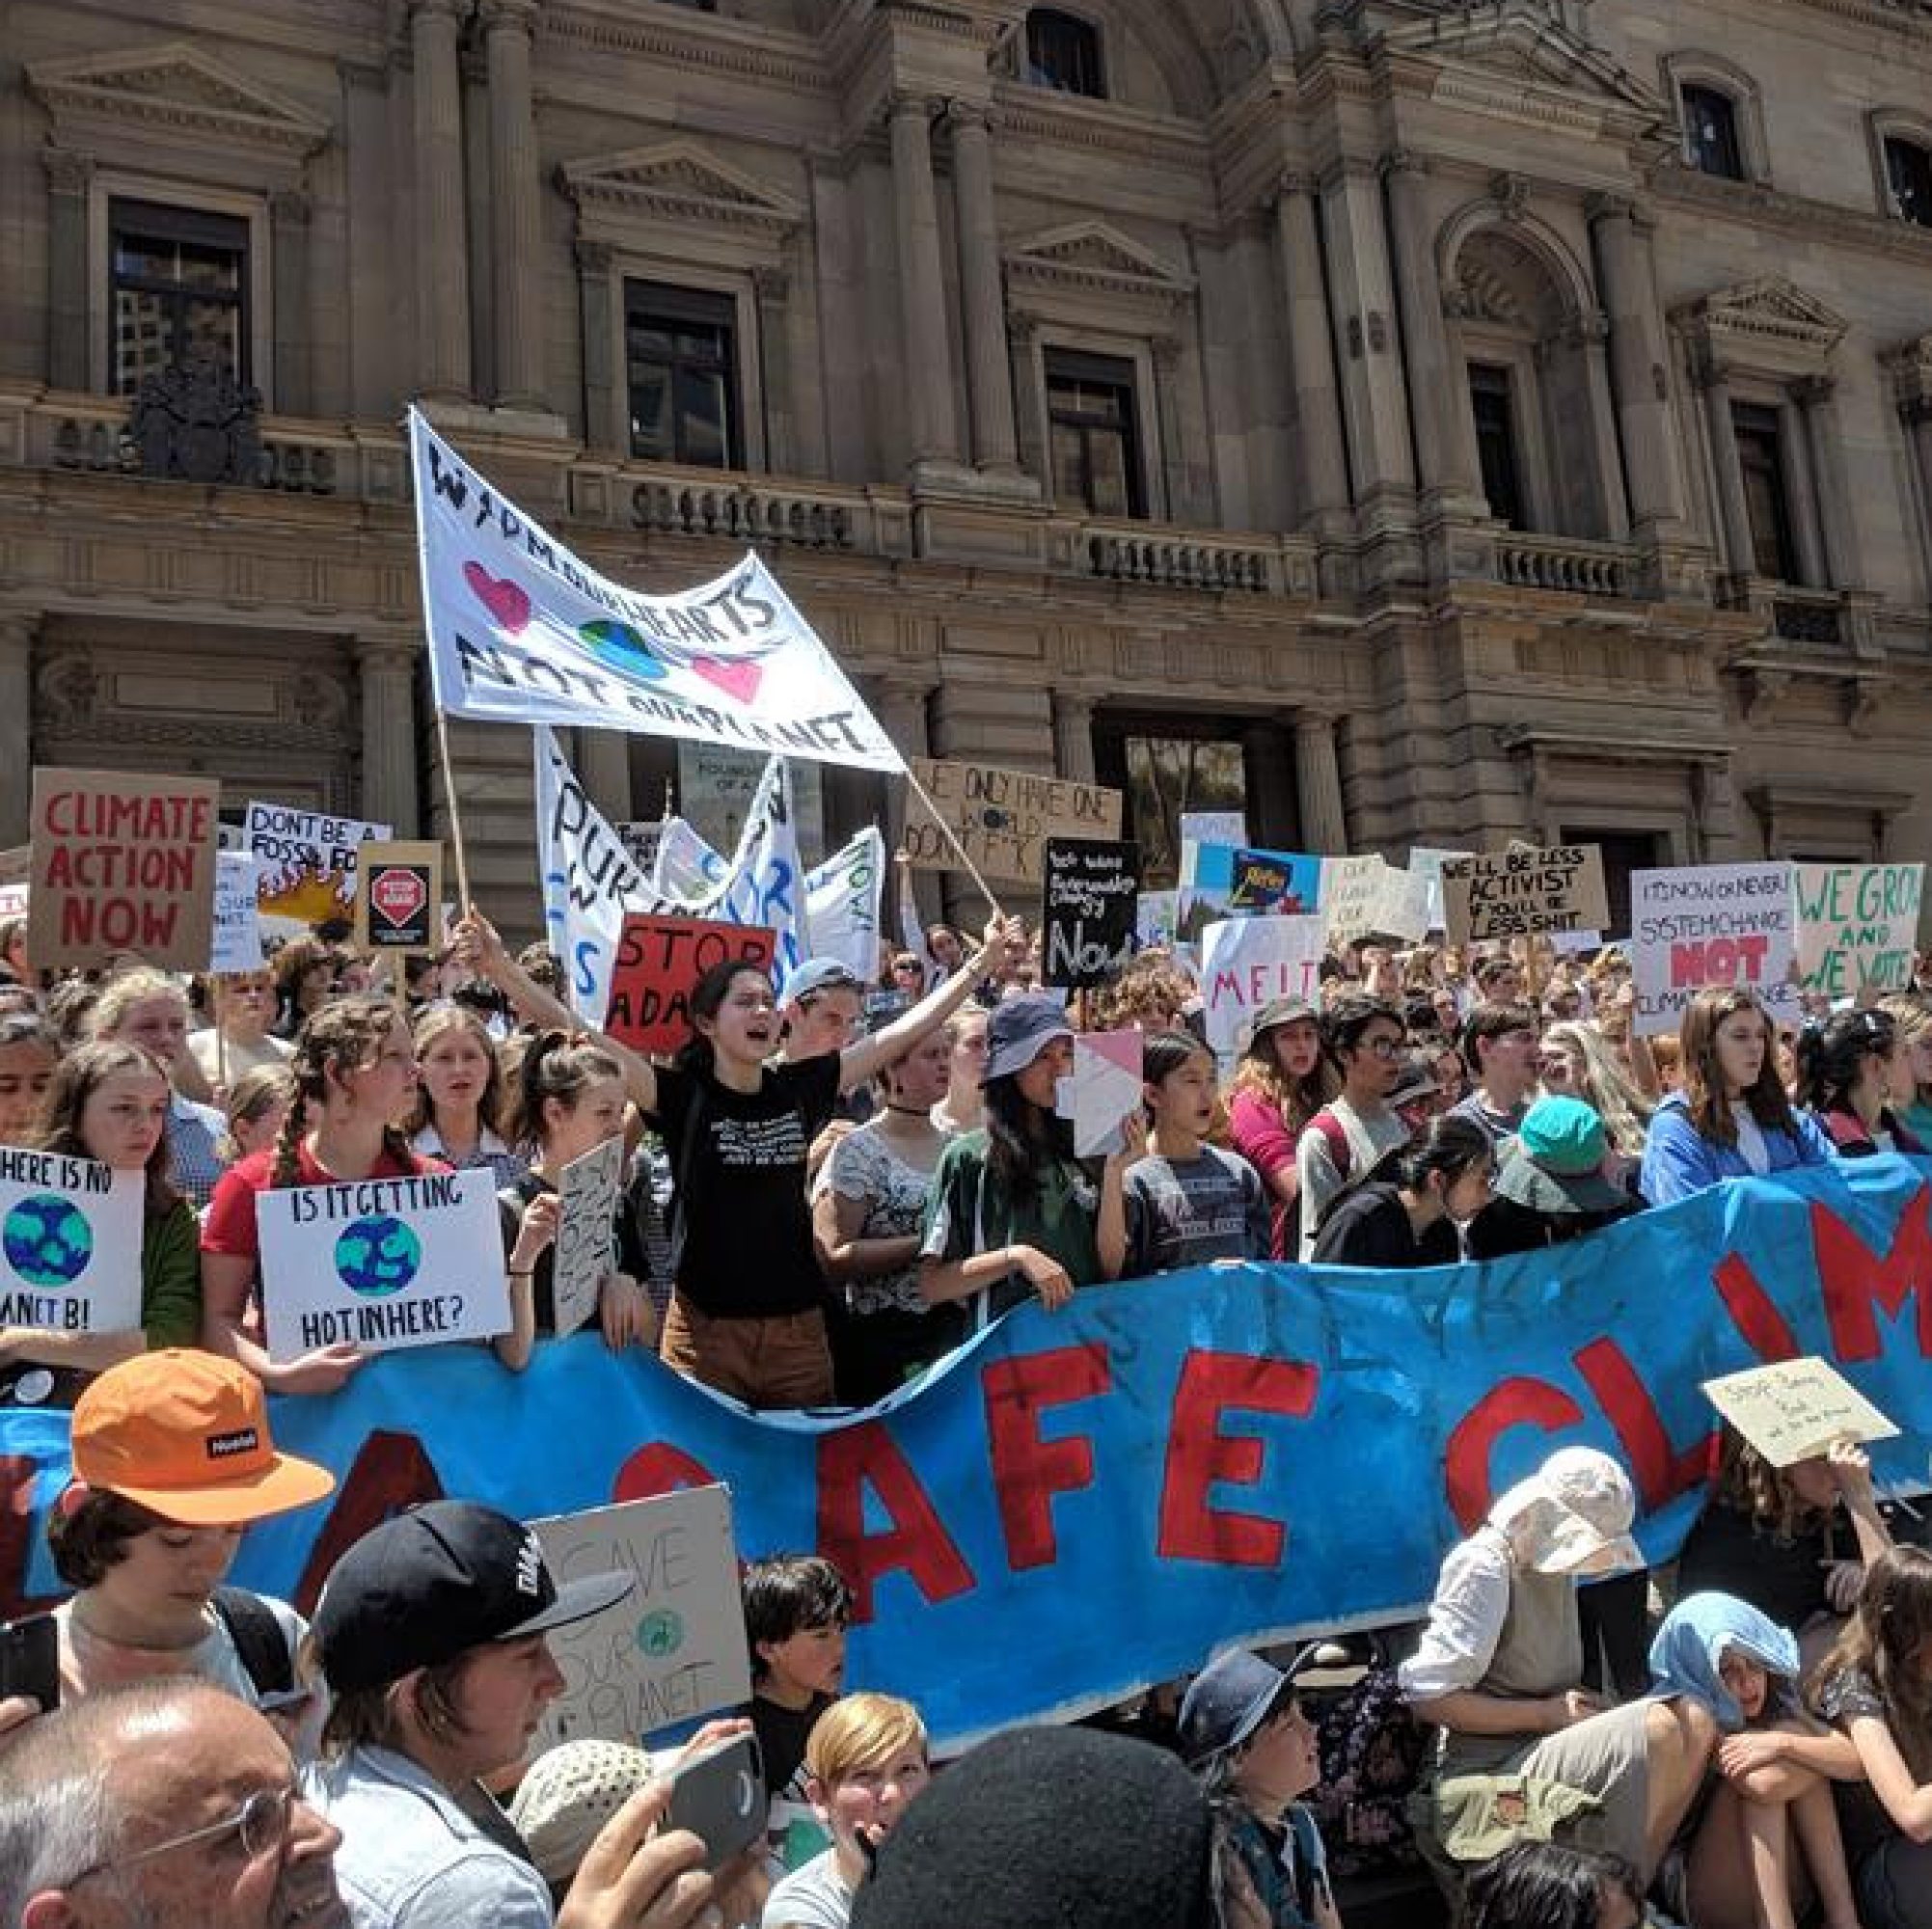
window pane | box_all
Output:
[1025,9,1105,97]
[1123,736,1247,892]
[1682,85,1744,179]
[1886,138,1932,227]
[183,297,242,371]
[108,200,249,392]
[1084,434,1132,518]
[624,280,741,469]
[113,289,176,394]
[1045,347,1143,517]
[674,367,730,469]
[630,369,672,460]
[1468,364,1525,528]
[1732,404,1797,583]
[1049,421,1086,504]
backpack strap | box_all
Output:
[210,1586,295,1698]
[1310,1110,1353,1184]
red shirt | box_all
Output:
[201,1142,441,1263]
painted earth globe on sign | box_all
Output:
[333,1214,422,1299]
[2,1194,94,1289]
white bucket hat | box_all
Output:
[1488,1447,1642,1577]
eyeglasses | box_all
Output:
[1359,1036,1406,1059]
[70,1785,294,1884]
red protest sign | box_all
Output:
[605,914,777,1055]
[27,768,220,970]
[353,840,443,954]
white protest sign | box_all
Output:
[1180,812,1247,888]
[534,725,646,1027]
[410,410,904,771]
[1320,855,1389,946]
[1369,865,1433,944]
[0,1154,144,1336]
[1793,863,1925,1000]
[651,817,728,904]
[0,883,27,920]
[532,1485,753,1747]
[1630,864,1800,1037]
[552,1136,624,1338]
[1702,1356,1899,1468]
[259,1168,508,1360]
[1409,848,1473,934]
[1055,1030,1144,1158]
[1199,915,1325,1058]
[806,828,886,983]
[1136,890,1179,950]
[244,801,391,927]
[210,852,265,974]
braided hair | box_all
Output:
[270,994,416,1188]
[503,1029,625,1154]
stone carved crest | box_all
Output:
[130,354,263,485]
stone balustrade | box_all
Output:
[1494,531,1632,596]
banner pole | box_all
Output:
[900,764,1007,920]
[432,706,475,915]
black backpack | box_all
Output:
[211,1586,295,1698]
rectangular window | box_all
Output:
[624,281,741,468]
[1045,348,1144,518]
[1731,401,1798,583]
[1885,137,1932,228]
[1468,363,1526,528]
[1681,85,1745,180]
[1025,10,1106,98]
[109,199,249,396]
[1092,715,1263,890]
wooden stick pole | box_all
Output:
[900,763,1008,919]
[433,707,475,915]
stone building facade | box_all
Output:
[3,0,1931,933]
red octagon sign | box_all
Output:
[370,866,428,927]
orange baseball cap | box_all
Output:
[69,1350,336,1527]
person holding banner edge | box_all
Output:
[452,908,1015,1408]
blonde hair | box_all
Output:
[219,1064,297,1163]
[1539,1020,1653,1157]
[404,1005,506,1138]
[88,967,189,1041]
[804,1692,928,1787]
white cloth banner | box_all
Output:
[259,1168,508,1361]
[649,817,728,906]
[534,726,647,1027]
[1199,915,1326,1058]
[806,829,886,983]
[410,411,904,771]
[0,1155,144,1336]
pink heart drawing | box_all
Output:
[463,559,531,635]
[691,656,762,704]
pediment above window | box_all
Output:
[557,142,804,239]
[1004,222,1194,303]
[26,41,329,163]
[1672,277,1848,375]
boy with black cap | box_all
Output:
[306,1500,647,1927]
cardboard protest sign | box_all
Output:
[1055,1030,1144,1158]
[1440,844,1609,944]
[1793,863,1924,1000]
[244,801,391,928]
[1135,890,1179,950]
[1702,1356,1899,1468]
[552,1136,624,1339]
[1630,864,1800,1037]
[605,914,777,1056]
[1320,855,1390,945]
[1199,915,1324,1057]
[0,884,27,921]
[532,1486,752,1747]
[27,768,220,970]
[354,841,444,955]
[1227,847,1321,915]
[410,410,904,772]
[258,1168,508,1360]
[0,1153,144,1338]
[1041,839,1138,990]
[904,758,1122,885]
[209,853,264,974]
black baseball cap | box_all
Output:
[313,1500,636,1694]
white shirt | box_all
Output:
[1397,1527,1514,1703]
[1729,1102,1771,1176]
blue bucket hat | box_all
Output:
[1177,1647,1316,1766]
[983,993,1075,1084]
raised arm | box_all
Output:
[453,912,659,1117]
[838,914,1004,1094]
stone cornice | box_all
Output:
[557,140,804,238]
[1648,157,1932,267]
[1003,221,1196,306]
[544,1,827,96]
[988,80,1209,174]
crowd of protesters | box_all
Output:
[1,900,1931,1929]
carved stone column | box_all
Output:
[481,0,544,411]
[752,264,797,474]
[1693,355,1755,580]
[1050,692,1097,785]
[888,95,962,470]
[1793,374,1864,590]
[1151,334,1187,522]
[575,240,620,453]
[270,190,312,417]
[1586,193,1686,531]
[44,150,93,393]
[1293,711,1347,853]
[1320,160,1415,500]
[409,0,475,403]
[1273,174,1349,523]
[1776,391,1829,587]
[1904,396,1932,582]
[945,102,1020,475]
[355,638,422,835]
[1007,312,1047,489]
[1383,152,1480,504]
[876,678,937,930]
[1573,312,1630,540]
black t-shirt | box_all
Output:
[1309,1182,1458,1269]
[498,1169,652,1336]
[748,1690,834,1807]
[650,1055,841,1318]
[1674,1498,1837,1633]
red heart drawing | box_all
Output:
[463,560,531,634]
[691,656,762,704]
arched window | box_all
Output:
[1884,135,1932,227]
[1680,84,1745,179]
[1025,10,1105,99]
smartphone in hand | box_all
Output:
[664,1732,765,1871]
[0,1613,59,1714]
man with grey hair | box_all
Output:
[0,1676,345,1929]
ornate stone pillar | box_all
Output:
[1319,160,1415,499]
[1693,355,1755,580]
[1776,391,1829,588]
[1050,692,1096,785]
[481,0,544,411]
[575,239,620,453]
[269,190,312,417]
[877,678,937,929]
[43,150,93,393]
[578,732,634,826]
[752,264,797,474]
[1273,174,1349,523]
[1382,152,1480,504]
[1007,312,1047,489]
[355,638,422,835]
[945,102,1020,476]
[409,0,474,403]
[1904,396,1932,582]
[1586,194,1686,531]
[1793,375,1864,590]
[1151,334,1187,522]
[888,95,962,471]
[1293,711,1347,853]
[1573,312,1630,540]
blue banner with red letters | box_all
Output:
[3,1157,1930,1748]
